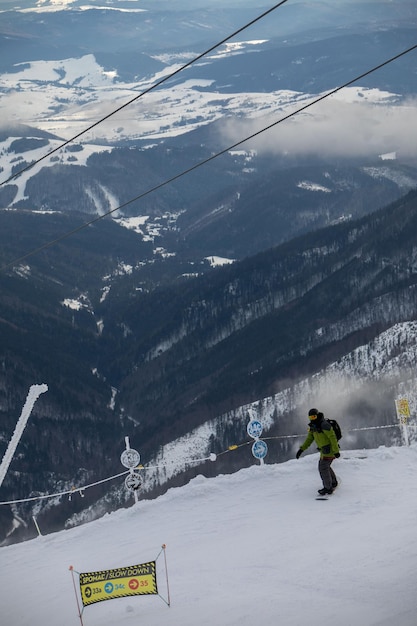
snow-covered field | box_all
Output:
[0,32,405,147]
[1,443,417,626]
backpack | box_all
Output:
[328,419,342,441]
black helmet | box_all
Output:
[308,408,318,416]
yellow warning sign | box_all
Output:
[79,561,157,606]
[395,398,411,423]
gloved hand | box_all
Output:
[335,452,340,458]
[296,449,303,459]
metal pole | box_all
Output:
[162,544,171,607]
[69,566,85,626]
[32,516,42,537]
[0,384,48,488]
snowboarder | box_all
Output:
[296,408,340,495]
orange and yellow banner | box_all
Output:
[79,560,157,606]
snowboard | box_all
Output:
[316,477,340,500]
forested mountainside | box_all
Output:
[177,157,417,259]
[3,125,417,261]
[98,189,417,447]
[1,187,417,544]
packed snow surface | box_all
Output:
[1,444,417,626]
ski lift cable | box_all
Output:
[0,423,401,506]
[1,41,416,273]
[0,0,291,188]
[0,470,130,505]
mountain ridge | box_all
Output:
[104,190,417,432]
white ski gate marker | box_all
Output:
[122,436,141,503]
[125,473,142,491]
[120,448,140,469]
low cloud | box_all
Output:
[223,97,417,160]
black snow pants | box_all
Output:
[318,457,337,490]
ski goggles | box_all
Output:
[308,413,318,420]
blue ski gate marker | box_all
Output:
[247,419,267,465]
[252,439,268,460]
[247,420,263,439]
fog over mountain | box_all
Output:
[228,96,417,160]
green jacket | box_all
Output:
[300,420,339,458]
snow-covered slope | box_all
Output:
[1,444,417,626]
[115,321,417,500]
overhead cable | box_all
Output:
[2,41,416,272]
[0,423,400,506]
[0,0,291,187]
